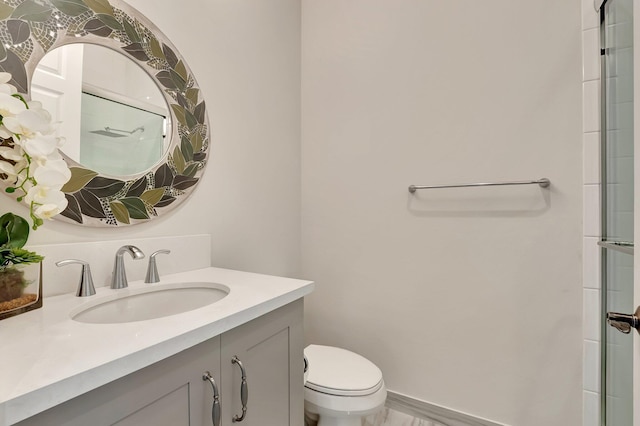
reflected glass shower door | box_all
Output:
[601,0,634,425]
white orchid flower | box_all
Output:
[34,201,68,220]
[33,158,71,186]
[0,126,17,139]
[25,185,68,220]
[20,133,59,161]
[0,160,18,182]
[0,143,26,177]
[30,147,63,169]
[0,92,27,119]
[0,73,71,228]
[4,108,54,138]
[25,101,54,129]
[0,144,24,162]
[0,72,17,95]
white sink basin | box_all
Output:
[71,282,230,324]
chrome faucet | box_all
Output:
[111,245,145,289]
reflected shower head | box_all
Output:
[90,129,126,138]
[90,126,145,138]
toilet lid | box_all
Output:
[304,345,383,397]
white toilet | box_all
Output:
[304,344,387,426]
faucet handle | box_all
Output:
[56,259,96,297]
[145,249,171,283]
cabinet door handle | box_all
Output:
[202,371,221,426]
[231,356,248,422]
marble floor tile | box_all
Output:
[305,407,446,426]
[362,407,447,426]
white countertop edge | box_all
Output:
[1,267,314,425]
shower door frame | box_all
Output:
[634,3,640,424]
[598,0,640,424]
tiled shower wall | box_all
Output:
[582,0,602,425]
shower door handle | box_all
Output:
[607,307,640,334]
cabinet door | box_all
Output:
[16,336,221,426]
[220,300,304,426]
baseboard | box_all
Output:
[385,391,509,426]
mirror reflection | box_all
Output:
[31,44,170,176]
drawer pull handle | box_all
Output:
[202,371,221,426]
[232,356,248,422]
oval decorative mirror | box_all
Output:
[0,0,210,227]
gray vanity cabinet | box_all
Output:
[220,298,304,426]
[16,300,304,426]
[15,336,221,426]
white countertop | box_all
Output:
[0,267,314,425]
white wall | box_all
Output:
[301,1,583,425]
[8,1,588,424]
[13,0,302,278]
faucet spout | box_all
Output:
[111,245,145,289]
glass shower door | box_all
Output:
[600,0,635,425]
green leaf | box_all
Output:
[140,188,165,206]
[155,195,176,208]
[3,247,42,265]
[156,70,176,89]
[122,42,149,61]
[176,93,189,110]
[169,69,186,91]
[183,163,199,178]
[61,167,98,193]
[172,146,185,174]
[181,136,193,162]
[60,194,83,224]
[154,164,173,188]
[83,0,113,15]
[7,20,31,45]
[0,213,29,248]
[194,101,206,125]
[171,104,186,127]
[174,60,188,82]
[184,109,198,129]
[0,3,15,20]
[172,175,198,191]
[97,13,122,31]
[193,151,207,162]
[162,43,178,68]
[120,197,149,220]
[190,133,203,153]
[149,36,164,60]
[123,18,140,43]
[0,51,28,93]
[172,103,195,129]
[77,189,106,218]
[11,0,52,22]
[0,43,7,63]
[84,18,112,37]
[126,176,147,197]
[186,88,199,106]
[51,0,89,16]
[109,201,130,224]
[85,176,125,198]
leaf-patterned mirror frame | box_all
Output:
[0,0,210,226]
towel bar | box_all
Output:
[408,178,550,193]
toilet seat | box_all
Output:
[304,345,383,397]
